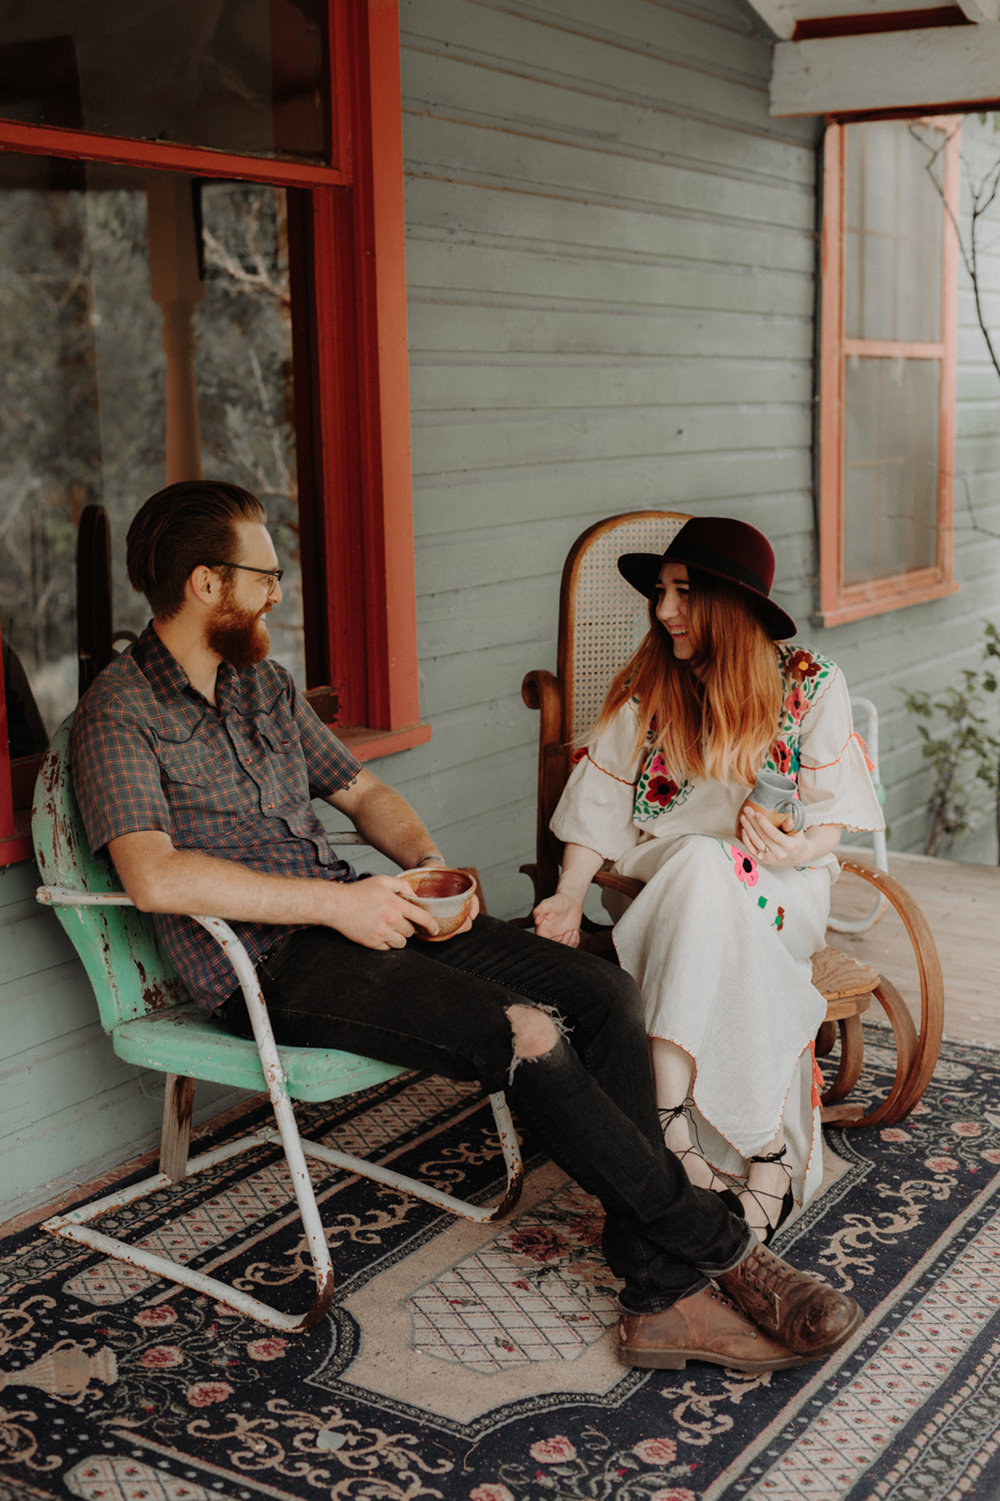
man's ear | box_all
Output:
[187,564,218,606]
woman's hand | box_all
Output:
[533,892,585,946]
[739,806,808,866]
[739,807,842,867]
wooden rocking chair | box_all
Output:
[520,511,944,1129]
[32,716,523,1333]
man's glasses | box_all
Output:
[211,561,284,594]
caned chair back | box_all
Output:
[559,511,689,748]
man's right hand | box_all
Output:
[329,874,438,949]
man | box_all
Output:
[72,480,863,1372]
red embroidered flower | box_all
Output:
[775,906,785,931]
[731,848,758,887]
[509,1226,570,1263]
[529,1436,577,1463]
[634,1438,679,1465]
[645,775,680,807]
[571,747,587,765]
[771,740,792,773]
[788,649,821,680]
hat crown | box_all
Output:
[664,516,775,595]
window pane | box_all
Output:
[844,120,944,343]
[842,356,940,584]
[0,153,303,747]
[0,0,329,164]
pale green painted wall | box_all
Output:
[3,0,1000,1214]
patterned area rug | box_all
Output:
[3,1034,1000,1501]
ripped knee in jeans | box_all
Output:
[504,1002,569,1083]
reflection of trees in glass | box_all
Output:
[0,168,300,736]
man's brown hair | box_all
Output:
[126,481,266,619]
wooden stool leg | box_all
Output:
[820,1015,866,1110]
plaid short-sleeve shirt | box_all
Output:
[71,624,363,1014]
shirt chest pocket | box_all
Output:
[156,739,245,826]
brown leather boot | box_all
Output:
[618,1285,810,1371]
[715,1242,863,1358]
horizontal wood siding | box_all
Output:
[397,0,822,914]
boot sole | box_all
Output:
[619,1342,812,1372]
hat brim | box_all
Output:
[617,552,797,640]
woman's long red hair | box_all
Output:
[594,569,783,787]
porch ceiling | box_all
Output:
[746,0,1000,117]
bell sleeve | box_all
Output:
[797,665,886,833]
[549,703,644,862]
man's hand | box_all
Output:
[332,875,439,949]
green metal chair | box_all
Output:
[31,715,522,1333]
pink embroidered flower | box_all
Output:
[785,685,808,722]
[139,1345,184,1368]
[925,1157,959,1174]
[247,1338,289,1361]
[645,775,680,807]
[186,1381,233,1407]
[952,1121,982,1138]
[470,1487,516,1501]
[509,1225,571,1263]
[529,1436,576,1463]
[134,1306,177,1327]
[731,848,758,887]
[634,1438,678,1465]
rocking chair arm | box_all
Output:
[593,870,644,900]
[837,857,945,1118]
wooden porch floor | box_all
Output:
[830,849,1000,1050]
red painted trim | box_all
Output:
[793,6,969,39]
[0,119,350,186]
[338,722,433,759]
[346,0,422,733]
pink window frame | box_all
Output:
[818,116,961,628]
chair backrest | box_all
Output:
[558,511,689,748]
[32,714,188,1033]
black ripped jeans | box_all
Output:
[214,914,752,1313]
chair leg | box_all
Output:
[159,1073,195,1181]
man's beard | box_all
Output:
[206,591,271,671]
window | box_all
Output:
[0,1,427,865]
[818,117,960,627]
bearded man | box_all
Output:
[70,479,863,1371]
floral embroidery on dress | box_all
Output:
[731,847,758,886]
[634,750,693,823]
[763,645,836,780]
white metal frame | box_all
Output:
[37,887,523,1333]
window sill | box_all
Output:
[337,722,432,760]
[818,576,960,628]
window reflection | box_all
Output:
[0,153,303,743]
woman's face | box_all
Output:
[653,562,693,659]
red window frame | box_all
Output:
[0,0,428,866]
[818,116,961,627]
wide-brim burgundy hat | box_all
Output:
[618,516,797,640]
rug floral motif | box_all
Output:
[3,1036,1000,1500]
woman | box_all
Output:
[533,516,884,1241]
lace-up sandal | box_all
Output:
[659,1102,731,1196]
[740,1145,794,1245]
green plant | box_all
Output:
[900,620,1000,860]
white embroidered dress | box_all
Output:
[550,645,885,1209]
